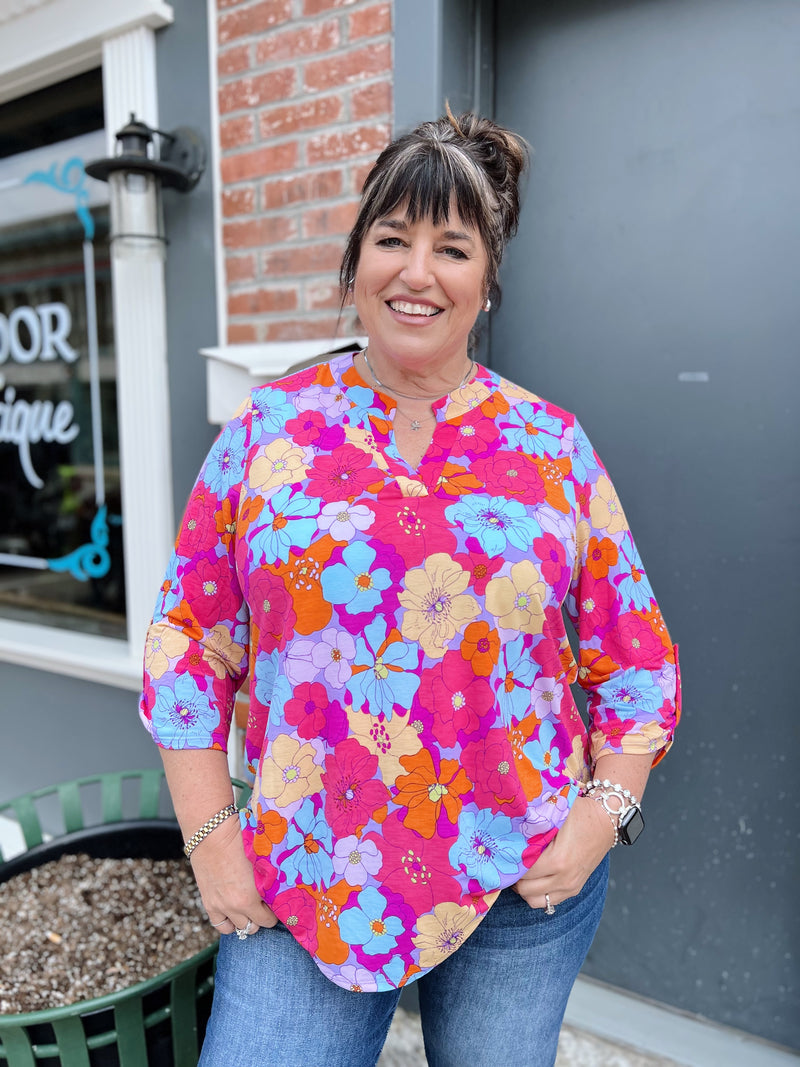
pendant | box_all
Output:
[410,419,422,431]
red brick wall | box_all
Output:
[216,0,393,344]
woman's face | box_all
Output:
[352,203,488,375]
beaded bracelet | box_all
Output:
[183,804,239,859]
[580,780,641,849]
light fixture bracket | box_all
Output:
[85,114,206,193]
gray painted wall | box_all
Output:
[1,2,216,803]
[491,0,799,1049]
[155,0,219,514]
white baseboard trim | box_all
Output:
[565,975,799,1066]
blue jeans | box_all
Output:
[199,854,609,1067]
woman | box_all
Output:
[140,111,680,1067]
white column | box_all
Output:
[102,26,175,651]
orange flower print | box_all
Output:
[215,496,237,546]
[393,748,472,838]
[533,456,572,513]
[459,621,501,676]
[309,880,352,965]
[585,536,619,579]
[166,599,204,641]
[252,804,288,857]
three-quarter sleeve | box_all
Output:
[564,420,680,766]
[138,399,253,751]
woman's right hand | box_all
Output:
[189,815,278,935]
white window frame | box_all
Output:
[0,0,176,690]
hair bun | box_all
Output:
[446,107,529,241]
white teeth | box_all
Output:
[388,301,440,316]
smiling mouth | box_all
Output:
[387,300,442,317]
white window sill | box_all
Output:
[0,619,142,691]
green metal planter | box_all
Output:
[0,770,247,1067]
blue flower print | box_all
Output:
[615,551,655,612]
[252,388,298,433]
[203,423,247,497]
[152,674,217,748]
[444,496,540,557]
[598,668,665,720]
[249,485,320,565]
[497,635,538,727]
[253,649,293,726]
[564,422,597,485]
[448,809,526,891]
[320,542,392,614]
[343,384,389,426]
[339,887,404,956]
[282,797,334,887]
[503,402,563,458]
[348,617,420,717]
[522,720,565,781]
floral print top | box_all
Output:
[140,353,680,992]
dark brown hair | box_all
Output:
[339,109,529,308]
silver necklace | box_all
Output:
[362,348,475,402]
[393,406,435,433]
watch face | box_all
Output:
[619,806,645,846]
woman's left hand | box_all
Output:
[513,795,615,910]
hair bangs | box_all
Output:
[364,143,491,234]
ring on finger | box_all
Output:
[544,893,556,916]
[210,918,229,928]
[234,919,255,940]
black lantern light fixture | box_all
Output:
[85,114,206,249]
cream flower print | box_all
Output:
[589,475,628,536]
[260,733,323,808]
[250,438,308,493]
[145,625,190,679]
[485,560,546,635]
[346,705,423,784]
[205,623,246,680]
[413,900,485,968]
[399,553,480,659]
[344,425,390,471]
[573,519,592,579]
[444,380,492,419]
[395,476,429,498]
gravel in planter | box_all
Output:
[0,852,217,1014]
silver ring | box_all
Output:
[545,894,556,916]
[234,919,255,940]
[210,918,228,929]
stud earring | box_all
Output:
[483,297,492,312]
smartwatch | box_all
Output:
[618,804,645,846]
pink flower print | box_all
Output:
[367,812,463,913]
[248,567,297,651]
[462,729,525,814]
[305,444,376,502]
[533,532,568,590]
[471,450,547,501]
[272,886,319,953]
[453,551,504,596]
[285,409,327,447]
[448,411,500,458]
[332,834,383,886]
[577,573,620,637]
[602,611,667,669]
[416,652,495,748]
[322,738,391,837]
[181,555,239,628]
[176,492,220,556]
[284,681,331,740]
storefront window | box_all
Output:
[0,72,125,639]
